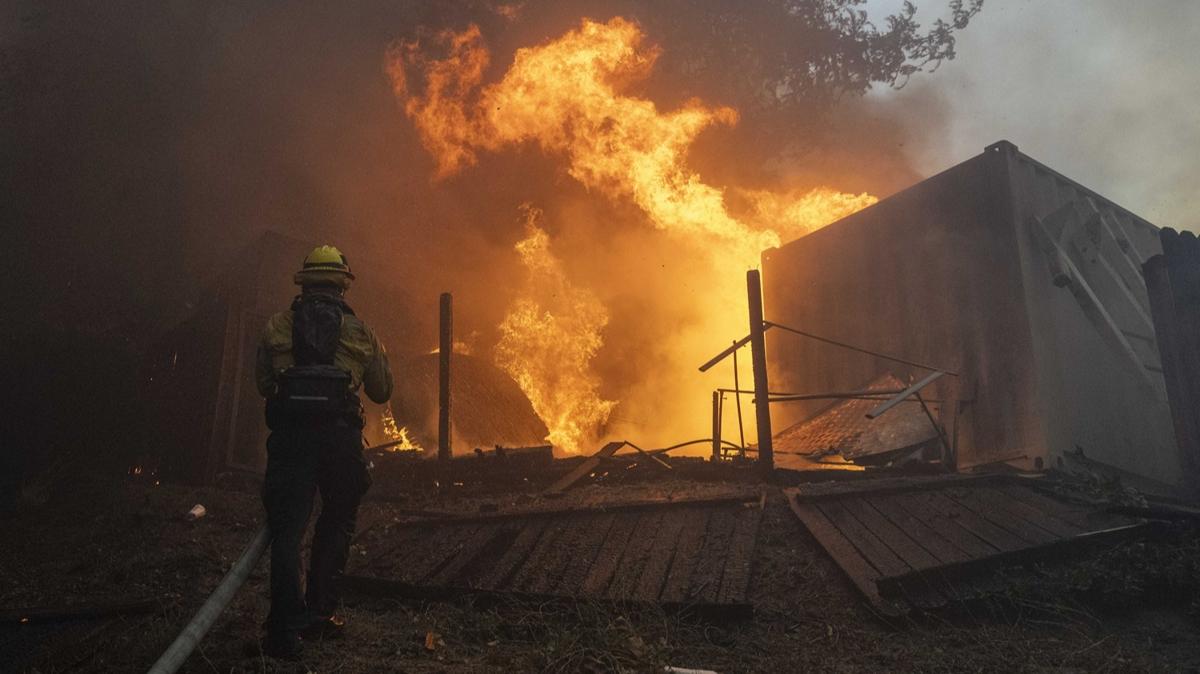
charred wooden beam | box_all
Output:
[438,292,452,467]
[711,391,721,461]
[875,522,1154,600]
[542,441,625,495]
[341,574,753,621]
[396,493,760,528]
[746,270,773,471]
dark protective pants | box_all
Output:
[262,423,371,636]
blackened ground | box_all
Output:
[3,465,1200,673]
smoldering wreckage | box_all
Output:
[6,8,1200,674]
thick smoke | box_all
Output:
[3,0,944,475]
[880,0,1200,233]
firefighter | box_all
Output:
[255,245,393,659]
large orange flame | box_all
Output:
[494,206,616,453]
[389,18,876,452]
[390,18,784,265]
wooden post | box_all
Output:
[438,293,452,466]
[746,270,773,471]
[711,390,721,461]
[1145,236,1200,499]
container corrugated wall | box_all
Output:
[763,141,1181,491]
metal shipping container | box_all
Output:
[763,141,1182,493]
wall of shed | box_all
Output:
[147,231,432,482]
[763,148,1045,470]
[1000,146,1180,487]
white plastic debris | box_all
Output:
[186,504,207,521]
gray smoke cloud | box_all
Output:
[867,0,1199,232]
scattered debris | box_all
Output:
[544,441,625,495]
[786,474,1148,613]
[772,373,941,469]
[348,494,763,616]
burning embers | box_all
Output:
[389,18,876,453]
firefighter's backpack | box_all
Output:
[275,293,353,417]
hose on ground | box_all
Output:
[146,525,270,674]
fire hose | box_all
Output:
[146,524,270,674]
[145,438,411,673]
[143,436,735,672]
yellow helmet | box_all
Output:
[296,243,355,280]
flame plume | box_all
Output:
[743,187,879,242]
[390,17,781,266]
[494,207,616,454]
[389,18,876,451]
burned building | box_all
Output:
[141,231,547,483]
[763,141,1184,493]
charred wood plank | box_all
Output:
[945,487,1059,545]
[553,513,618,596]
[365,526,438,573]
[688,509,738,604]
[877,522,1153,600]
[449,524,527,588]
[887,492,997,559]
[580,513,641,596]
[523,514,603,595]
[920,492,1030,552]
[391,493,758,528]
[606,511,667,600]
[789,474,1003,503]
[717,504,763,605]
[786,494,900,615]
[972,486,1084,539]
[659,508,710,603]
[632,509,690,602]
[475,519,548,590]
[404,525,483,583]
[817,499,910,578]
[543,441,626,495]
[428,526,507,586]
[867,494,973,565]
[509,517,572,592]
[840,498,940,571]
[342,574,753,621]
[991,482,1113,530]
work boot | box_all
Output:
[263,631,303,660]
[300,615,347,641]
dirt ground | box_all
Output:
[4,466,1200,673]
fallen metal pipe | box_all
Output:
[866,370,946,419]
[146,525,270,674]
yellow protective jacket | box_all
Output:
[255,298,393,404]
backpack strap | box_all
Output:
[290,293,356,316]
